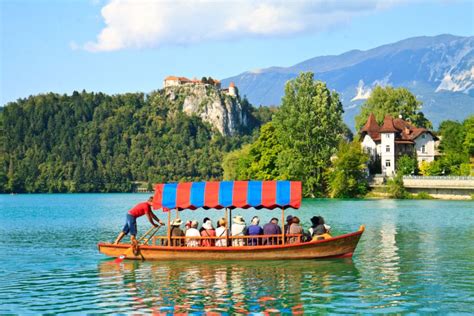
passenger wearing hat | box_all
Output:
[263,218,282,245]
[169,218,185,246]
[215,218,228,247]
[200,218,216,247]
[247,216,263,246]
[231,216,247,246]
[185,220,200,247]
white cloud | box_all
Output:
[82,0,417,52]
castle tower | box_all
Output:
[380,115,397,176]
[228,82,237,97]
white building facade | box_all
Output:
[360,113,438,176]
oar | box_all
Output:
[114,225,161,263]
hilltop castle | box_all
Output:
[163,76,238,97]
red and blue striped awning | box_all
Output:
[152,181,301,211]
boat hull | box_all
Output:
[98,226,364,261]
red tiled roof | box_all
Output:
[360,113,437,143]
[361,113,379,133]
[379,115,398,133]
[164,76,192,82]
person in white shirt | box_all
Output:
[185,220,200,247]
[215,218,228,247]
[231,216,247,246]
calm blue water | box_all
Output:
[0,194,473,314]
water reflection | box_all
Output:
[97,259,360,314]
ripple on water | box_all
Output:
[1,196,473,313]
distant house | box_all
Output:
[360,113,438,176]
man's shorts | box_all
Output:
[122,214,137,236]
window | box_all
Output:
[421,145,426,153]
[385,134,390,139]
[385,160,391,167]
[422,134,426,139]
[386,145,390,153]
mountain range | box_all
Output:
[222,34,473,130]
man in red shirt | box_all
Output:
[114,196,163,245]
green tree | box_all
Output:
[438,120,466,153]
[246,122,283,180]
[326,141,369,198]
[274,72,345,197]
[386,173,408,199]
[436,118,470,175]
[222,145,252,180]
[396,155,418,175]
[355,86,432,131]
[463,115,474,157]
[419,160,442,176]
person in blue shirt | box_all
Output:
[247,216,263,246]
[263,218,282,245]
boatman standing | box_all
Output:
[114,196,163,245]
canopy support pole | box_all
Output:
[281,207,285,245]
[228,208,232,247]
[224,208,229,247]
[167,210,171,247]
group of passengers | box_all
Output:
[165,214,331,247]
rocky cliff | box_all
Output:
[163,84,249,136]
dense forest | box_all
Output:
[0,89,270,193]
[1,73,472,196]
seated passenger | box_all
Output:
[247,216,263,246]
[184,220,191,232]
[199,217,211,233]
[169,218,185,246]
[215,218,228,247]
[231,216,247,246]
[284,215,294,235]
[185,220,200,247]
[263,217,281,245]
[200,218,216,247]
[309,216,332,240]
[288,216,303,244]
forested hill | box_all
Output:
[0,89,269,193]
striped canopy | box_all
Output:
[152,181,301,211]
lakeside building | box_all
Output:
[360,113,438,176]
[163,75,239,97]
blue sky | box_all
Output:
[1,0,473,106]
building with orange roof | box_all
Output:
[360,113,438,176]
[163,75,223,89]
[163,76,192,87]
[228,82,237,97]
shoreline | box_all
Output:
[3,191,473,201]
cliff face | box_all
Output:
[164,84,248,136]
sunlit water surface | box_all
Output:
[0,194,473,314]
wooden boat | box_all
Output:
[98,181,365,261]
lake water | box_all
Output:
[0,194,472,314]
